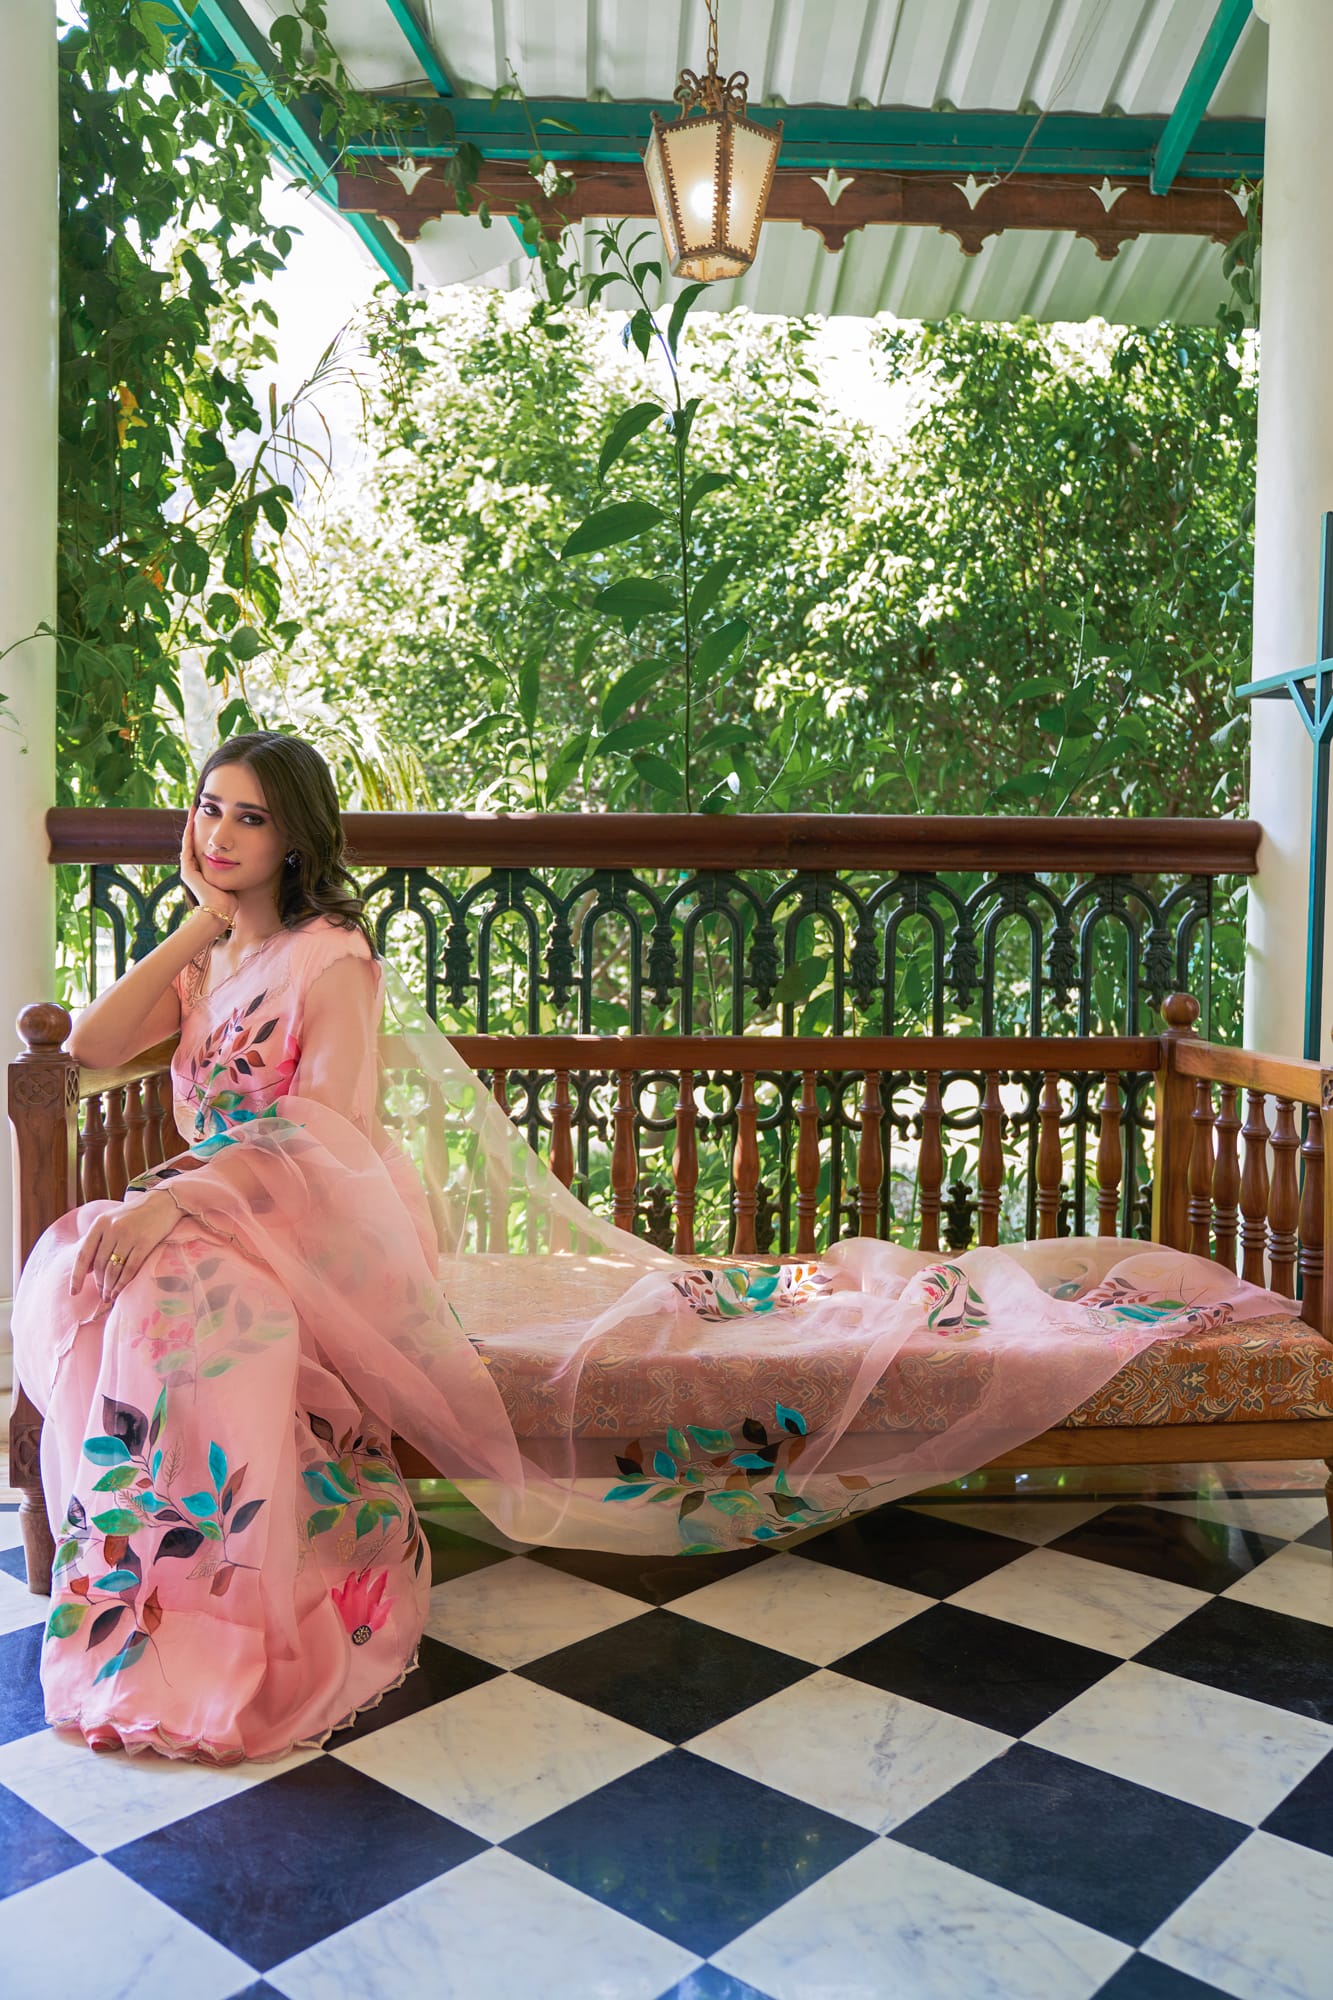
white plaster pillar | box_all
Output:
[0,0,59,1383]
[1244,0,1333,1055]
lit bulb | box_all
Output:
[687,178,715,225]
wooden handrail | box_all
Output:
[46,807,1261,875]
[445,1034,1163,1071]
[1172,1037,1332,1107]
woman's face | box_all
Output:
[194,760,287,900]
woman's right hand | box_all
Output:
[180,807,237,926]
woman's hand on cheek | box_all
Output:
[69,1191,181,1306]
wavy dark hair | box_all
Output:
[195,732,375,952]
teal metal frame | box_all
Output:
[1150,0,1254,195]
[165,0,413,291]
[1237,512,1333,1061]
[382,0,455,97]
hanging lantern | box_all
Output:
[643,0,782,283]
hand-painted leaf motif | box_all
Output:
[686,1426,734,1452]
[92,1509,141,1535]
[142,1587,163,1635]
[93,1569,139,1593]
[92,1464,137,1492]
[156,1526,205,1560]
[181,1491,217,1518]
[666,1427,690,1461]
[775,1402,807,1436]
[359,1465,399,1487]
[251,1018,277,1044]
[308,1414,335,1444]
[731,1454,774,1470]
[305,1506,342,1538]
[652,1450,677,1480]
[220,1464,248,1513]
[210,1565,235,1597]
[198,1520,223,1541]
[93,1633,148,1684]
[83,1436,130,1466]
[742,1418,768,1445]
[101,1533,129,1564]
[303,1468,351,1507]
[66,1496,87,1530]
[208,1440,228,1493]
[148,1388,166,1452]
[46,1602,88,1639]
[604,1482,653,1501]
[709,1492,763,1514]
[86,1605,127,1648]
[679,1491,706,1518]
[102,1396,148,1456]
[54,1538,81,1570]
[614,1454,643,1478]
[772,1493,812,1518]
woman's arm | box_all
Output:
[67,812,235,1068]
[289,954,381,1130]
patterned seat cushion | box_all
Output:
[1058,1311,1333,1428]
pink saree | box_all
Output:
[13,917,1289,1762]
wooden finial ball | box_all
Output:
[1162,993,1201,1030]
[17,1002,72,1053]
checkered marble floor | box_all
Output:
[1,1481,1330,2000]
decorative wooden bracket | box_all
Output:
[336,158,1247,261]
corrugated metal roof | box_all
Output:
[237,0,1267,323]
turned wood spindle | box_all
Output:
[1300,1106,1324,1332]
[82,1094,108,1203]
[977,1072,1004,1249]
[1239,1089,1271,1287]
[732,1068,760,1255]
[673,1068,698,1256]
[856,1070,884,1239]
[794,1070,820,1256]
[1096,1071,1123,1237]
[551,1070,574,1189]
[142,1071,166,1171]
[1035,1071,1062,1240]
[1212,1083,1241,1271]
[1187,1079,1216,1260]
[611,1069,638,1234]
[489,1068,509,1116]
[124,1079,147,1183]
[918,1071,944,1254]
[104,1087,128,1200]
[1267,1096,1301,1298]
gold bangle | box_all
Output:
[194,901,233,933]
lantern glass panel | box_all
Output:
[726,120,780,263]
[661,116,722,252]
[643,127,680,265]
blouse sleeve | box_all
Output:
[289,923,383,1131]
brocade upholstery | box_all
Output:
[1058,1311,1333,1428]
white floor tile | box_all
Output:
[0,1724,319,1852]
[1154,1495,1331,1543]
[1145,1830,1333,2000]
[1026,1662,1333,1826]
[0,1510,26,1553]
[904,1499,1113,1546]
[0,1857,252,2000]
[331,1673,662,1842]
[268,1846,699,2000]
[714,1836,1129,2000]
[688,1670,1010,1834]
[949,1547,1209,1657]
[671,1552,935,1665]
[1221,1542,1333,1630]
[424,1553,648,1668]
[0,1569,46,1637]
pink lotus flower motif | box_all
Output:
[332,1569,394,1645]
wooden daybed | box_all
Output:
[9,991,1333,1592]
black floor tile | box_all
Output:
[832,1601,1119,1737]
[1261,1745,1333,1858]
[0,1624,48,1747]
[892,1741,1247,1947]
[794,1504,1027,1597]
[505,1748,870,1957]
[1047,1504,1285,1594]
[108,1755,485,1969]
[0,1782,91,1900]
[531,1541,772,1606]
[225,1985,291,2000]
[656,1969,775,2000]
[325,1634,501,1745]
[421,1517,517,1584]
[1298,1514,1331,1551]
[1135,1597,1333,1725]
[519,1607,812,1743]
[1094,1956,1236,1999]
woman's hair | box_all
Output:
[195,732,376,952]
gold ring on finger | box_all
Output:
[108,1252,125,1265]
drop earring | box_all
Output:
[286,851,299,866]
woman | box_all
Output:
[14,732,1285,1763]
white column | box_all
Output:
[1244,0,1333,1055]
[0,0,58,1383]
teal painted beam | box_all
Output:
[1151,0,1253,195]
[345,99,1263,181]
[169,0,413,292]
[382,0,455,96]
